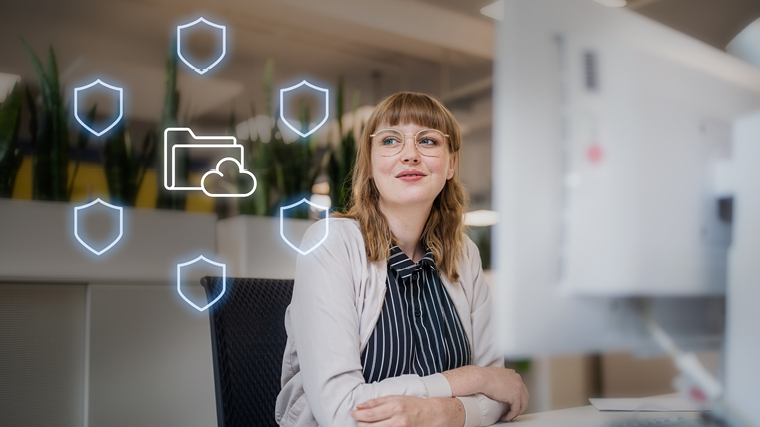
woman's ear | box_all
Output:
[447,152,457,180]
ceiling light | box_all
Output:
[311,181,330,195]
[236,120,250,141]
[464,210,499,226]
[309,194,331,214]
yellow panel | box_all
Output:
[186,173,214,213]
[12,158,110,203]
[135,170,158,209]
[68,163,109,203]
[11,159,215,214]
[137,170,214,212]
[11,157,32,200]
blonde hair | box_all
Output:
[339,92,469,281]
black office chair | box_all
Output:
[201,276,294,427]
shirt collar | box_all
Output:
[388,245,437,279]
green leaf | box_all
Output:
[46,46,61,113]
[68,104,96,199]
[104,126,128,205]
[20,39,50,106]
[24,85,37,154]
[22,40,54,200]
[22,41,70,201]
[263,58,275,117]
[47,47,68,201]
[134,130,155,196]
[156,39,186,210]
[325,77,359,213]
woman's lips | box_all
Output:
[398,175,424,182]
[396,170,426,182]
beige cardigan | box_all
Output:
[275,218,507,427]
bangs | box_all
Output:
[373,92,450,132]
[345,90,469,281]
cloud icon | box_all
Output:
[201,157,258,198]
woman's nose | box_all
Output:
[401,135,421,163]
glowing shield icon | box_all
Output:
[177,17,227,75]
[73,80,124,137]
[176,255,226,311]
[74,198,124,256]
[280,198,330,255]
[279,80,330,138]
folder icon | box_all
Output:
[163,127,246,191]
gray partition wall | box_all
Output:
[0,284,87,427]
[0,200,219,427]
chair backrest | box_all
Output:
[201,276,294,427]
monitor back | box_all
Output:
[492,0,760,357]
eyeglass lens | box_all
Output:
[372,129,446,156]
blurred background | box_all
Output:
[1,0,760,425]
[0,0,497,216]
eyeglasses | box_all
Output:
[370,128,449,157]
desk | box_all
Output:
[496,405,700,427]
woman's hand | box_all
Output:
[479,367,530,422]
[351,396,465,427]
[442,365,530,421]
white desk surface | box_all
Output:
[495,404,700,427]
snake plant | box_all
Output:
[238,62,359,218]
[238,58,322,218]
[155,39,187,210]
[271,100,320,218]
[326,77,358,214]
[22,41,72,201]
[239,58,275,216]
[104,127,155,206]
[19,41,95,201]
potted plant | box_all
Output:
[218,61,364,278]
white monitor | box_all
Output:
[491,0,760,358]
[725,111,760,427]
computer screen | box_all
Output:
[491,0,760,358]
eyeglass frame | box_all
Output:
[369,128,450,157]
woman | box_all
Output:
[276,92,529,427]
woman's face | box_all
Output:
[370,121,457,211]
